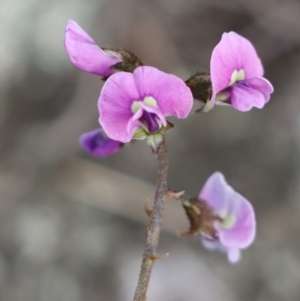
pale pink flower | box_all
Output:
[210,32,273,111]
[199,172,256,263]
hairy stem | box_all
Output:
[133,137,168,301]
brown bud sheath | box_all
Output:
[100,48,143,80]
[185,72,212,108]
[177,195,221,238]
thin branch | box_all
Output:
[133,137,168,301]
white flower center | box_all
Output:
[131,96,158,113]
[215,91,231,102]
[229,69,245,86]
[219,210,236,229]
[143,96,157,107]
[215,69,245,103]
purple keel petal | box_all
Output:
[138,102,167,128]
[133,66,193,118]
[64,20,121,77]
[242,77,274,103]
[210,32,264,100]
[79,128,123,157]
[98,71,140,143]
[230,83,266,111]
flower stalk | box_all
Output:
[133,137,168,301]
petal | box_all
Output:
[199,172,234,214]
[201,237,224,251]
[230,83,266,111]
[210,32,264,100]
[138,102,167,127]
[126,107,144,136]
[64,20,121,77]
[79,128,123,157]
[219,193,256,249]
[227,248,241,263]
[201,238,242,264]
[242,77,274,103]
[200,172,256,249]
[98,72,140,143]
[133,66,193,118]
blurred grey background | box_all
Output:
[1,0,300,300]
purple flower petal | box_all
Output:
[227,248,241,263]
[230,83,266,111]
[79,128,123,157]
[218,192,256,249]
[98,71,140,143]
[199,172,256,262]
[201,237,222,251]
[201,238,241,263]
[64,20,121,77]
[210,32,264,101]
[126,107,144,137]
[138,101,167,127]
[242,76,274,102]
[133,66,193,118]
[142,111,159,132]
[199,172,232,214]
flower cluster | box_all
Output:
[65,20,193,152]
[65,20,273,154]
[64,20,270,263]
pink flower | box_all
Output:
[64,20,122,77]
[79,128,123,157]
[210,32,273,112]
[98,66,193,143]
[199,172,256,263]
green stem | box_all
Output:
[133,137,168,301]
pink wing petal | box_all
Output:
[98,71,140,143]
[230,83,266,111]
[219,192,256,249]
[242,77,274,103]
[210,32,264,101]
[133,66,193,118]
[126,108,144,137]
[64,20,121,77]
